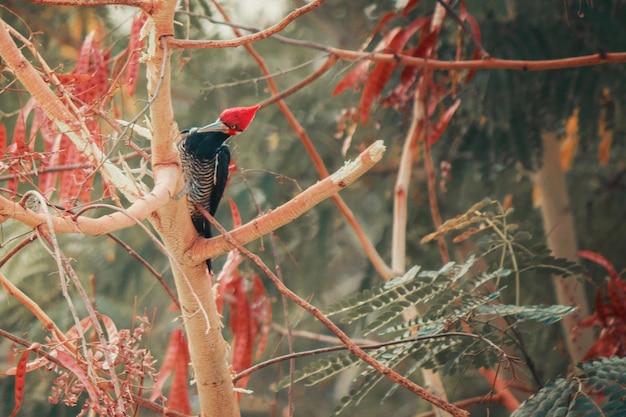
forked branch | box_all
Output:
[191,140,386,264]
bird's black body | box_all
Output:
[178,128,231,270]
[178,105,260,272]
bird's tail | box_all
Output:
[191,216,214,273]
[192,216,213,273]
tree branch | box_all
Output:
[392,80,424,273]
[170,33,626,72]
[257,54,338,108]
[190,141,386,265]
[204,205,469,417]
[208,4,395,279]
[0,165,178,235]
[167,0,324,49]
[0,18,148,202]
[25,0,154,12]
[0,271,67,344]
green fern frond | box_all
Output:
[326,257,489,329]
[324,266,420,321]
[333,339,463,415]
[475,304,578,324]
[378,290,501,337]
[287,254,579,415]
[514,243,583,277]
[512,356,626,417]
[274,353,361,391]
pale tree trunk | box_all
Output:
[142,2,241,415]
[533,131,595,364]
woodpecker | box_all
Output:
[178,104,260,270]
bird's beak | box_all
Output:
[197,119,231,134]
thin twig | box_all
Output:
[70,203,205,327]
[181,6,395,277]
[0,233,39,268]
[194,141,386,264]
[434,0,489,58]
[202,55,325,91]
[257,54,338,108]
[0,150,148,182]
[24,190,125,413]
[168,0,325,49]
[106,233,179,308]
[234,331,514,384]
[169,34,626,72]
[199,205,469,417]
[117,36,170,150]
[0,327,66,368]
[272,323,378,345]
[24,0,154,12]
[0,271,67,343]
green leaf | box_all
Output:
[475,304,577,324]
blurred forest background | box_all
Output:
[1,0,626,416]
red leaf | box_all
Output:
[359,17,430,122]
[38,109,62,198]
[230,280,254,394]
[251,275,271,359]
[55,135,72,204]
[98,314,119,340]
[606,277,626,322]
[150,329,189,404]
[371,12,396,38]
[55,349,101,408]
[578,250,619,281]
[90,45,109,100]
[228,198,242,228]
[13,98,37,154]
[384,19,435,107]
[332,60,372,96]
[57,137,82,207]
[400,16,430,45]
[64,317,92,340]
[54,126,99,205]
[215,251,244,313]
[579,253,626,360]
[4,98,39,197]
[0,123,6,152]
[426,99,461,146]
[73,32,108,108]
[74,32,95,75]
[461,10,482,83]
[56,73,92,84]
[402,0,421,16]
[9,344,37,417]
[169,335,192,415]
[124,13,148,96]
[360,25,422,123]
[333,27,402,97]
[230,280,253,374]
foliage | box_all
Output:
[1,13,147,207]
[277,252,578,415]
[512,356,626,417]
[578,251,626,360]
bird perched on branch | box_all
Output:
[178,104,260,270]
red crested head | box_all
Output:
[219,104,260,134]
